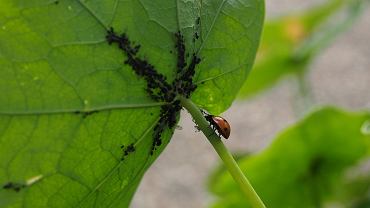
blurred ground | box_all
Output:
[131,1,370,207]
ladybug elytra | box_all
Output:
[202,110,231,139]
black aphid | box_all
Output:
[120,143,136,160]
[74,110,98,118]
[196,17,201,26]
[3,182,26,192]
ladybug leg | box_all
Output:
[200,109,211,117]
[200,111,221,139]
[200,108,206,114]
[204,114,213,123]
[207,125,221,138]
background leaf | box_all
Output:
[237,0,364,99]
[208,107,370,208]
[0,0,264,207]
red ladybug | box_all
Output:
[202,110,231,139]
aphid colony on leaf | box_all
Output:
[106,16,231,158]
[106,26,200,157]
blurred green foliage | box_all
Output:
[238,0,365,99]
[208,107,370,207]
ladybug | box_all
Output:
[202,110,231,139]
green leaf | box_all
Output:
[331,167,370,208]
[208,107,370,208]
[237,0,354,99]
[0,0,264,207]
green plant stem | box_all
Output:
[179,96,266,208]
[292,72,314,117]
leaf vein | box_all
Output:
[76,0,108,30]
[196,0,227,55]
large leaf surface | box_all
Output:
[0,0,264,207]
[208,107,370,207]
